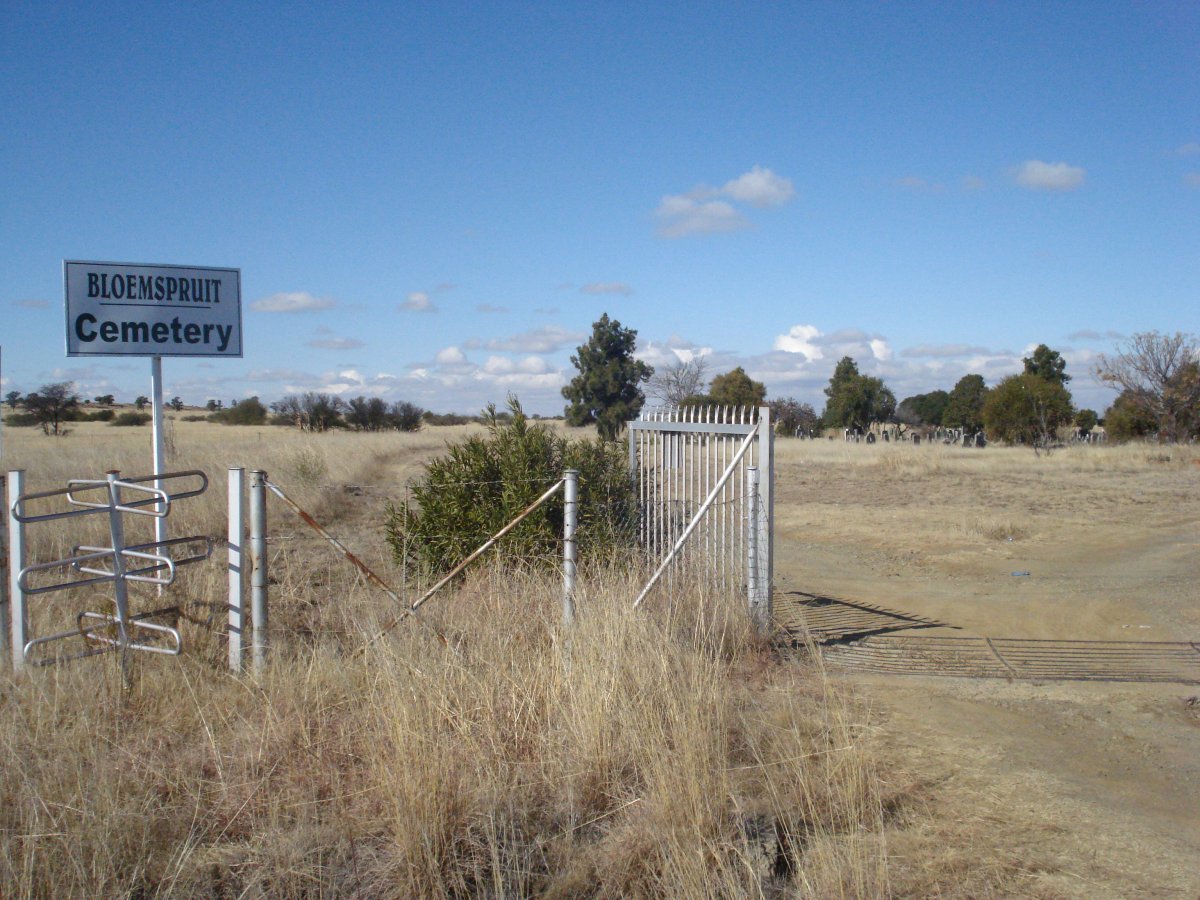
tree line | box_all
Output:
[558,316,1200,446]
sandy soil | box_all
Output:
[772,440,1200,897]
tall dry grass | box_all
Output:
[0,566,889,897]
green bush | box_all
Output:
[88,408,116,422]
[4,413,39,427]
[386,398,637,578]
[112,411,152,427]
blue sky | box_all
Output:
[2,1,1197,417]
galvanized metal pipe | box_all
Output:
[562,469,578,626]
[5,471,25,672]
[227,467,244,672]
[249,469,268,671]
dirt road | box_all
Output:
[772,441,1200,897]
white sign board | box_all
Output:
[64,260,242,357]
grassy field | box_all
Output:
[1,418,1197,896]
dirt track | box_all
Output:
[772,440,1200,897]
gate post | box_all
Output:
[249,470,268,671]
[758,405,774,624]
[1,473,9,670]
[6,470,26,671]
[227,467,245,672]
[562,469,578,626]
[746,466,767,632]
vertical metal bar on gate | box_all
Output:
[249,470,268,670]
[227,467,245,672]
[7,470,26,671]
[562,469,578,626]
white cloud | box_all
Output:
[1013,160,1086,192]
[655,196,747,238]
[251,292,335,313]
[773,324,824,359]
[400,291,436,312]
[961,175,986,191]
[581,282,633,297]
[638,338,716,369]
[655,166,794,238]
[306,334,364,350]
[901,343,995,358]
[720,166,795,208]
[435,346,468,365]
[14,298,50,309]
[485,325,584,354]
[476,303,508,313]
[869,339,892,362]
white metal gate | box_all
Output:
[628,405,773,626]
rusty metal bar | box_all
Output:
[362,477,566,650]
[412,477,565,611]
[263,477,404,607]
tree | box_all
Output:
[706,367,767,408]
[272,393,347,431]
[1103,390,1159,441]
[4,390,21,410]
[1074,408,1098,435]
[93,394,116,406]
[168,396,184,411]
[942,374,988,431]
[1023,344,1071,385]
[771,397,819,436]
[205,398,224,412]
[24,382,79,435]
[982,374,1074,452]
[135,395,150,411]
[1094,331,1200,443]
[562,313,653,441]
[821,357,895,432]
[389,401,425,432]
[647,355,708,406]
[896,390,949,427]
[346,396,391,431]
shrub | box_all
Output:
[4,413,39,427]
[88,409,115,422]
[213,396,268,426]
[112,411,152,426]
[386,397,637,577]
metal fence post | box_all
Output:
[746,466,766,632]
[562,469,578,626]
[7,470,26,671]
[227,467,245,672]
[1,474,9,670]
[249,470,268,671]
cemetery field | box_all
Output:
[1,419,1198,896]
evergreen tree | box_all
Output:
[821,357,895,431]
[1023,344,1071,384]
[562,313,653,441]
[706,366,767,408]
[942,374,988,431]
